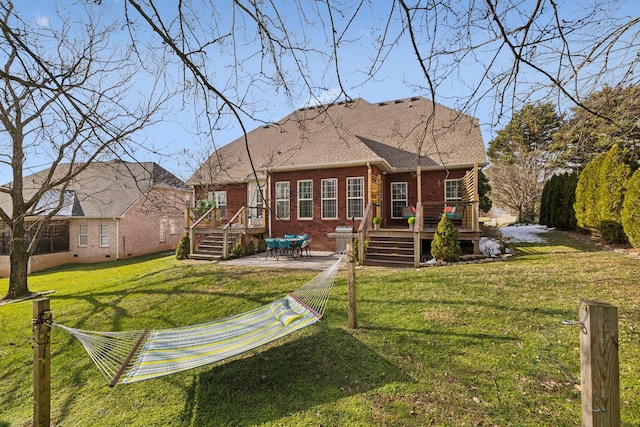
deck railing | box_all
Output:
[419,200,479,232]
[187,206,266,258]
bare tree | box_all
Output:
[0,2,169,300]
[485,153,545,223]
[112,1,639,162]
[4,0,638,297]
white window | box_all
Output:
[255,187,264,211]
[346,177,364,219]
[214,191,227,219]
[298,180,313,219]
[391,182,408,219]
[170,219,179,235]
[78,224,88,247]
[275,181,290,219]
[159,219,167,242]
[445,179,462,201]
[321,178,338,219]
[99,224,109,247]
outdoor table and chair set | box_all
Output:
[264,234,311,260]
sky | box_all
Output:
[2,1,638,185]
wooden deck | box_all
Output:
[362,227,481,268]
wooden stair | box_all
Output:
[189,231,238,260]
[364,233,415,268]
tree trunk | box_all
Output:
[2,220,32,301]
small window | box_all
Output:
[346,177,364,219]
[78,224,88,247]
[391,182,408,219]
[275,181,290,219]
[99,224,109,247]
[159,219,167,243]
[298,180,313,219]
[170,219,179,235]
[321,178,338,219]
[445,179,462,201]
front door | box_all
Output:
[247,181,266,226]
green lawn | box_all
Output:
[1,231,639,426]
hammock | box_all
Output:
[53,256,343,386]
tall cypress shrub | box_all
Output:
[622,169,640,247]
[574,154,605,231]
[597,145,631,243]
[539,175,555,226]
[540,172,578,230]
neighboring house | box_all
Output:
[0,160,191,277]
[188,96,488,267]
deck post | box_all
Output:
[346,243,357,329]
[579,300,620,427]
[33,298,51,427]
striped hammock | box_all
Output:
[53,256,343,386]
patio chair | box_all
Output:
[265,238,278,259]
[402,206,415,219]
[300,238,311,257]
[277,238,293,259]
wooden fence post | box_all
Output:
[579,300,620,427]
[33,298,52,427]
[346,243,357,329]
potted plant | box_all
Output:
[407,215,416,229]
[372,216,381,231]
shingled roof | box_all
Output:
[1,160,190,218]
[189,96,487,185]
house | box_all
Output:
[188,96,488,267]
[0,160,191,276]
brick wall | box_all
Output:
[268,166,369,251]
[0,187,190,277]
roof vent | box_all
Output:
[394,99,402,104]
[410,96,419,101]
[378,102,386,106]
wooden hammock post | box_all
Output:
[33,298,52,427]
[346,243,357,329]
[579,300,620,427]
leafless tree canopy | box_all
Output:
[116,1,639,144]
[0,1,169,299]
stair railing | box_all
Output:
[221,206,247,259]
[357,201,374,265]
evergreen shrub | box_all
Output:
[622,169,640,247]
[175,234,190,260]
[596,145,631,243]
[431,214,461,262]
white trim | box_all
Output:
[321,178,338,219]
[346,176,364,219]
[275,181,290,220]
[391,182,408,219]
[445,179,462,201]
[297,179,313,220]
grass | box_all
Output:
[1,231,639,426]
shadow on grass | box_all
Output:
[179,327,409,426]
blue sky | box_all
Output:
[3,1,638,184]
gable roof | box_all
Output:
[1,160,190,218]
[189,96,487,185]
[31,189,84,216]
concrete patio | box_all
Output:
[218,251,344,271]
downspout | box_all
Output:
[115,218,120,260]
[267,173,272,236]
[414,165,422,268]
